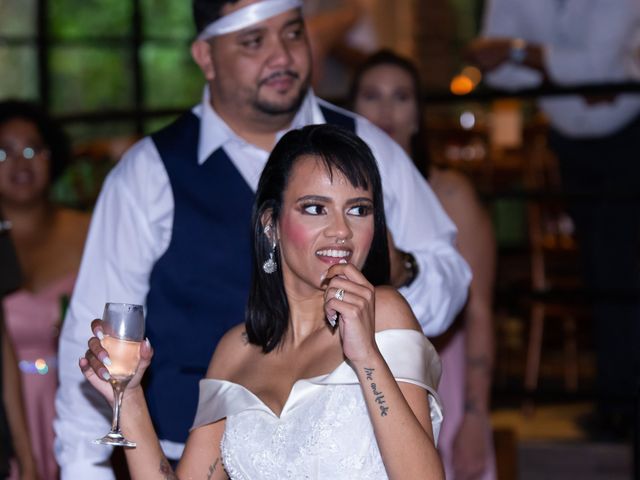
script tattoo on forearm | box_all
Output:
[364,367,389,417]
[206,457,220,480]
[159,457,179,480]
[467,354,492,378]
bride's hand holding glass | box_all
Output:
[79,304,153,447]
[80,321,152,399]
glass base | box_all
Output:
[93,431,136,448]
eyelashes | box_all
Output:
[299,203,373,217]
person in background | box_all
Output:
[55,1,471,478]
[351,49,497,479]
[466,0,640,441]
[0,220,39,480]
[0,100,90,479]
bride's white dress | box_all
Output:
[191,329,443,479]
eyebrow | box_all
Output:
[296,195,373,204]
[235,15,304,38]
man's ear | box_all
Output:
[191,39,216,81]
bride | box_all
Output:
[80,124,444,479]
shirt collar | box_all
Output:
[194,86,323,165]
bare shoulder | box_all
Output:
[206,323,254,380]
[57,208,91,243]
[374,286,422,332]
[430,168,478,205]
[430,168,489,230]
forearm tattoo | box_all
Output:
[364,367,389,417]
[467,355,491,375]
[159,457,179,480]
[207,457,220,480]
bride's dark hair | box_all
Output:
[246,124,390,352]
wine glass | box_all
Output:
[93,302,145,447]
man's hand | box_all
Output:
[465,38,512,72]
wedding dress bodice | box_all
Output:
[192,329,443,479]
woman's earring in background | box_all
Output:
[262,224,278,274]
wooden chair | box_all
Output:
[522,131,587,396]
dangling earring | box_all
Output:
[262,224,277,274]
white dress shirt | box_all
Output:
[482,0,640,137]
[54,88,471,479]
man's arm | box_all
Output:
[359,120,471,336]
[468,0,639,89]
[55,139,171,480]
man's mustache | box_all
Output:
[259,70,299,86]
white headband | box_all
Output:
[197,0,303,40]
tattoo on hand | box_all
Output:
[207,457,220,480]
[364,367,390,417]
[159,457,179,480]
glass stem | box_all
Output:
[111,381,127,433]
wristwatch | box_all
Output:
[401,251,419,288]
[509,38,528,64]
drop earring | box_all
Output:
[262,224,277,274]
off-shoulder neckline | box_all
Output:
[200,329,425,418]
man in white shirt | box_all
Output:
[54,1,470,477]
[468,0,640,441]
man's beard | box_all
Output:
[253,70,310,116]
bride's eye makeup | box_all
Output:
[300,203,326,215]
[347,203,373,217]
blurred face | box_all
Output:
[0,118,51,206]
[275,155,374,297]
[354,64,419,153]
[202,1,312,120]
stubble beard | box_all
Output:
[252,74,310,117]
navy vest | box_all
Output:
[146,105,355,443]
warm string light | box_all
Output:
[450,66,483,95]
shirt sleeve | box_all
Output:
[357,119,471,336]
[54,138,173,479]
[482,0,640,88]
[544,0,639,85]
[481,0,545,90]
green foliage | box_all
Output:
[49,46,133,114]
[0,46,38,100]
[49,0,132,38]
[141,0,195,39]
[0,0,36,36]
[144,115,180,136]
[142,44,202,109]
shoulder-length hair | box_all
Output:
[246,124,390,352]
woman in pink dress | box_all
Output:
[352,51,497,479]
[0,100,90,480]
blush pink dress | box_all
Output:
[437,329,497,480]
[4,273,76,480]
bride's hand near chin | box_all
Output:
[323,262,380,365]
[78,319,153,405]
